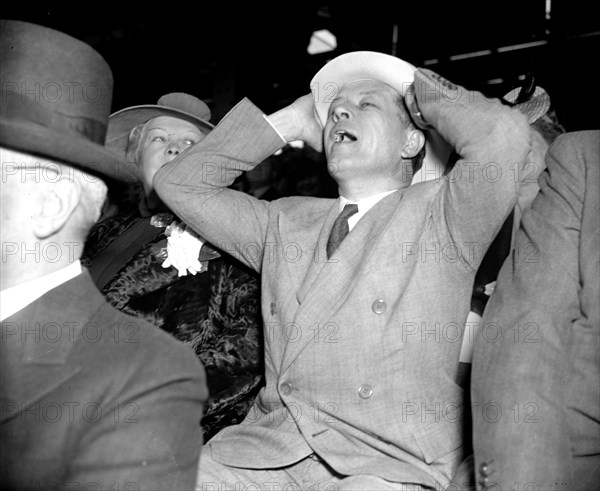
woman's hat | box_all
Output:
[106,93,215,159]
[0,20,136,182]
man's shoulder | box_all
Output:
[31,270,203,375]
[553,129,599,148]
[550,130,599,164]
[546,130,600,193]
[90,296,203,371]
[273,195,335,215]
[402,178,445,213]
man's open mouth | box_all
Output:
[333,129,357,143]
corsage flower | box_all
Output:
[161,221,220,277]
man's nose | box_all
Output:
[332,103,351,122]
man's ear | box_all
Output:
[401,129,425,159]
[32,179,80,239]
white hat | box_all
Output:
[310,51,452,177]
[311,51,417,125]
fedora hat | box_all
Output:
[310,51,453,175]
[106,92,214,160]
[0,19,136,182]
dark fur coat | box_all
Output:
[83,207,264,441]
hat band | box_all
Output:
[1,94,107,144]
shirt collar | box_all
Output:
[339,189,397,231]
[0,261,82,321]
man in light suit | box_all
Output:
[155,51,531,489]
[0,20,207,489]
[472,130,600,490]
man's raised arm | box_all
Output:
[414,69,532,268]
[154,99,284,271]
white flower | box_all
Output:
[161,222,206,277]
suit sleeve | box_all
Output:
[154,98,286,272]
[471,133,587,489]
[415,69,532,270]
[69,327,208,491]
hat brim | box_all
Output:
[311,51,417,125]
[106,105,215,158]
[310,51,453,173]
[0,118,138,183]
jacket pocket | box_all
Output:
[411,399,464,464]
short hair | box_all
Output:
[65,165,108,240]
[0,149,106,242]
[126,124,145,166]
[125,119,210,167]
[395,94,426,175]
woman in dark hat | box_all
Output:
[82,93,264,441]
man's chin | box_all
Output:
[327,145,356,165]
[326,158,351,180]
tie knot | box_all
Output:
[339,203,359,220]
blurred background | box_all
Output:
[4,0,598,131]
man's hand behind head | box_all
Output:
[268,94,323,153]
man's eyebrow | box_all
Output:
[332,90,383,102]
[146,126,202,134]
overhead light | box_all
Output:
[307,29,337,55]
[450,49,492,61]
[497,40,548,53]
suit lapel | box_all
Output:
[0,271,102,423]
[276,200,338,304]
[280,190,405,373]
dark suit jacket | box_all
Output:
[0,270,208,490]
[472,130,600,490]
[155,70,531,488]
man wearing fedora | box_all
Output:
[82,93,264,442]
[155,52,532,489]
[0,20,207,489]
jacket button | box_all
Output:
[280,382,293,396]
[479,463,489,476]
[372,299,386,314]
[358,384,373,399]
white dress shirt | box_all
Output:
[0,261,82,321]
[339,190,397,231]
